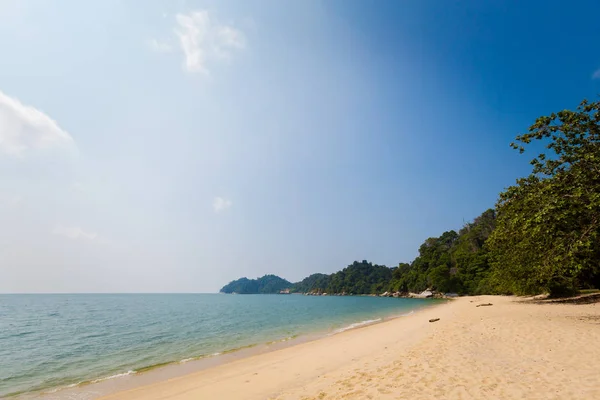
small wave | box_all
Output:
[42,371,135,395]
[90,370,136,384]
[46,381,82,393]
[8,330,35,338]
[332,318,382,334]
[179,352,222,364]
[46,386,68,394]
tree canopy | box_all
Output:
[292,261,393,295]
[388,209,496,295]
[487,99,600,295]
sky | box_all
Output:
[1,0,599,293]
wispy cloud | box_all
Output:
[174,10,245,74]
[212,196,232,213]
[147,38,173,53]
[52,225,98,241]
[0,90,74,156]
[593,68,600,80]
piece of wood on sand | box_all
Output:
[476,303,493,307]
[429,318,440,323]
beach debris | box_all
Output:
[476,303,493,307]
[429,318,440,323]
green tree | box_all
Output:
[487,99,600,295]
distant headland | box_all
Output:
[221,260,455,298]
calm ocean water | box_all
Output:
[0,294,438,398]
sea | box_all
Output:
[0,294,440,399]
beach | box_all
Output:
[96,295,600,400]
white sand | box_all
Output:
[99,296,600,400]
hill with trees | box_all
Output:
[292,261,392,295]
[220,275,292,294]
[387,209,496,295]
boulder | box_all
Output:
[418,290,433,298]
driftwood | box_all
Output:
[476,303,493,307]
[429,318,440,323]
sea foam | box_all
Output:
[332,318,382,334]
[90,370,136,384]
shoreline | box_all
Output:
[33,299,444,400]
[92,295,600,399]
[59,299,452,400]
[34,295,600,399]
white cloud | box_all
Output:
[0,90,74,156]
[593,68,600,80]
[174,10,245,74]
[212,196,232,213]
[52,225,98,241]
[147,38,173,53]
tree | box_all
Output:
[487,99,600,295]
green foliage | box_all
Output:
[291,273,331,294]
[388,210,496,294]
[292,261,393,295]
[487,99,600,296]
[220,274,292,294]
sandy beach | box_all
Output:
[98,296,600,400]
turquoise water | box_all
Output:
[0,294,438,398]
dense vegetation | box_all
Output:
[292,261,392,295]
[221,99,599,297]
[220,275,292,294]
[486,99,600,296]
[388,209,497,295]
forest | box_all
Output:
[221,99,600,297]
[220,275,292,294]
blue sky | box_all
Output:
[1,0,599,293]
